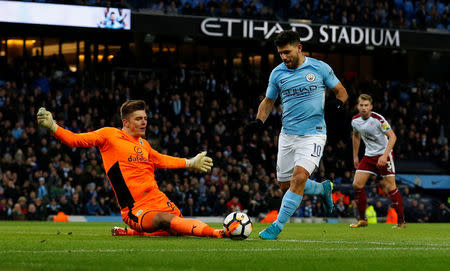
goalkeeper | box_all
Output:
[37,100,233,238]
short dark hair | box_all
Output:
[274,30,301,47]
[120,100,146,119]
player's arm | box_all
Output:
[37,107,105,148]
[322,61,348,108]
[244,71,278,137]
[377,129,396,167]
[149,148,213,173]
[243,97,275,140]
[331,82,348,105]
[256,97,276,123]
[352,131,361,168]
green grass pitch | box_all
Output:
[0,222,449,271]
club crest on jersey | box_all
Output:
[306,73,316,82]
[134,146,143,155]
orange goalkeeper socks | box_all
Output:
[124,228,170,237]
[169,216,223,238]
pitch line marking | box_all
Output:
[246,238,450,247]
[1,232,448,247]
[0,247,449,254]
[0,231,100,236]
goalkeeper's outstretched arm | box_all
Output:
[37,107,106,148]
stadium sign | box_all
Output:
[397,174,450,189]
[201,18,399,47]
[0,1,131,30]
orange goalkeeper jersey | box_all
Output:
[53,126,186,211]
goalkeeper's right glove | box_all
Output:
[244,119,263,141]
[37,107,58,133]
[186,151,214,173]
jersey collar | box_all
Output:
[121,129,142,142]
[284,56,309,71]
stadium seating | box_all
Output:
[0,52,448,221]
[6,0,449,30]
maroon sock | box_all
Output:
[389,188,405,223]
[354,188,367,220]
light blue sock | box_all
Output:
[274,190,303,230]
[304,179,324,195]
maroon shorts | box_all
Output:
[357,152,395,177]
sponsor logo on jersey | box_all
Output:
[128,155,148,162]
[281,85,318,97]
[280,78,289,84]
[306,73,316,82]
[128,146,148,162]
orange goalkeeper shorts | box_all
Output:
[121,188,182,232]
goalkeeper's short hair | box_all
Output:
[120,100,146,120]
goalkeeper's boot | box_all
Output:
[392,222,406,229]
[258,223,281,240]
[321,180,334,216]
[349,220,368,228]
[111,226,129,236]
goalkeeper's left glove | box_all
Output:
[186,151,213,173]
[37,107,58,133]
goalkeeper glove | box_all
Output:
[244,119,263,141]
[186,151,213,173]
[37,107,58,133]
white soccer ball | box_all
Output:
[223,212,253,240]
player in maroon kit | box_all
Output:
[350,94,405,228]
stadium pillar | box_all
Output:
[242,47,250,74]
[93,43,99,67]
[103,44,109,65]
[84,41,92,75]
[5,38,8,65]
[40,39,44,62]
[133,32,145,67]
[226,47,233,72]
[22,38,26,58]
[76,40,80,70]
[261,51,269,76]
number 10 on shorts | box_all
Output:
[311,143,322,157]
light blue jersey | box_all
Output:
[266,57,340,135]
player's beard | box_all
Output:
[285,55,300,69]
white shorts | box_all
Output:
[277,132,327,182]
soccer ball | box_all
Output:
[223,212,253,240]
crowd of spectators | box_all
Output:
[0,51,449,222]
[9,0,450,31]
[151,0,450,31]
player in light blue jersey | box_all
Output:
[245,30,348,240]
